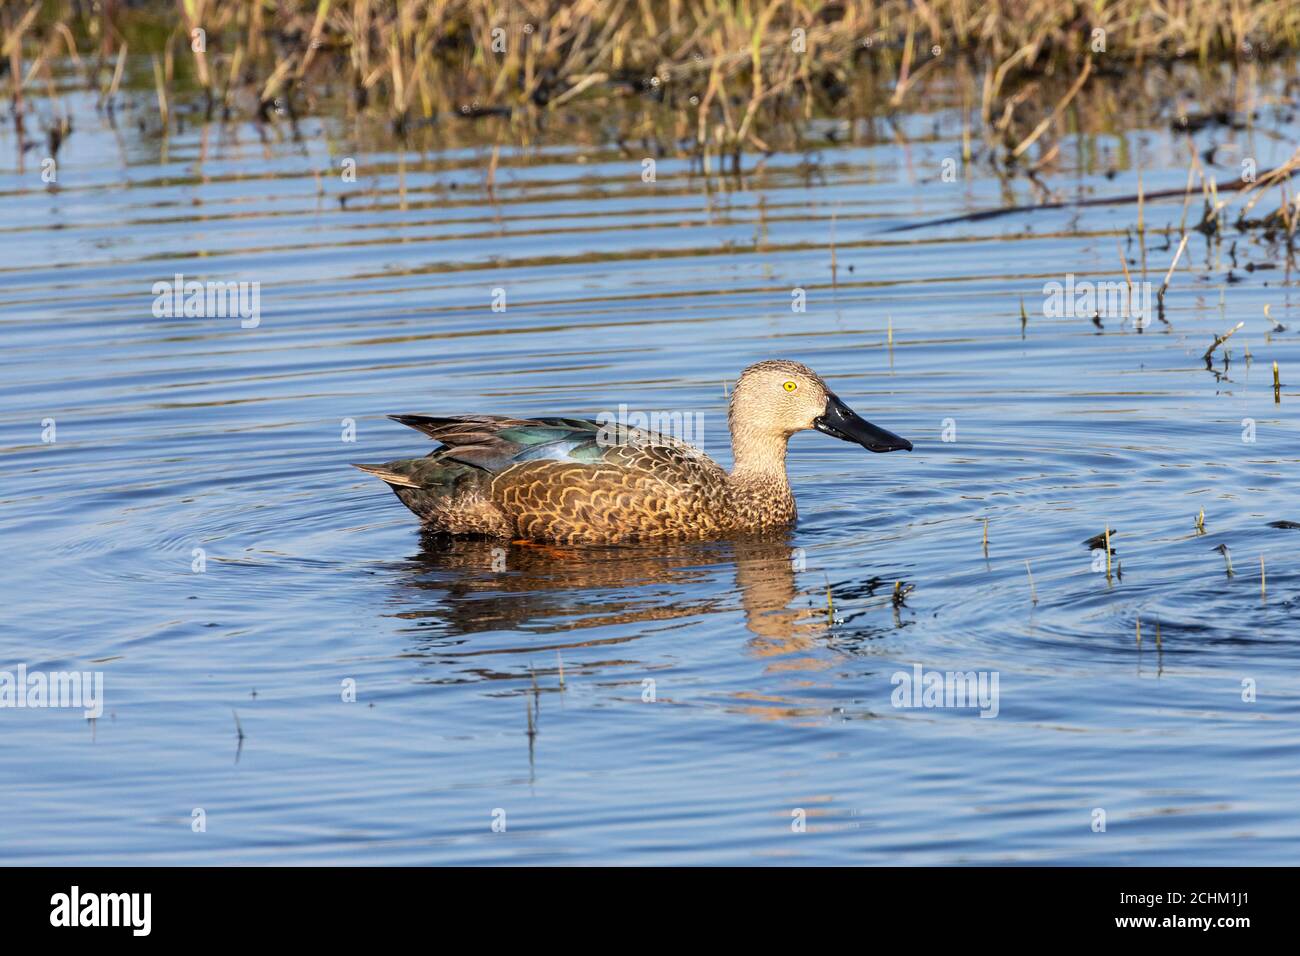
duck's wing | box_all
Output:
[386,413,701,473]
[357,414,728,539]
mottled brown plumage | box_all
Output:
[354,360,911,543]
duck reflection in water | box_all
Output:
[394,532,837,661]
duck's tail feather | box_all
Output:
[352,463,423,489]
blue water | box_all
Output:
[2,58,1299,863]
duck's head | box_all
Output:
[730,360,912,453]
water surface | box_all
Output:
[2,60,1299,864]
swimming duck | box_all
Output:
[354,359,911,543]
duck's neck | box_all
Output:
[726,421,796,526]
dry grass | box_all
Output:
[1233,147,1300,238]
[4,1,1300,161]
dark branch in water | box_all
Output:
[884,165,1300,233]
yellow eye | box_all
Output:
[783,381,798,392]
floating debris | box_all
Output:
[1024,560,1038,606]
[1083,528,1117,552]
[1264,304,1285,332]
[1159,233,1191,301]
[1203,321,1244,365]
